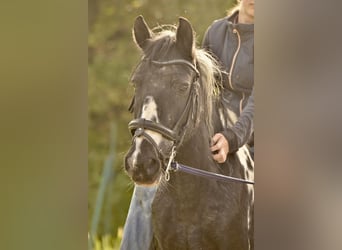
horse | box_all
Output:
[124,15,254,250]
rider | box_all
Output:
[204,0,254,161]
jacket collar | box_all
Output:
[227,11,254,34]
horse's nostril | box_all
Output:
[147,157,158,166]
[134,158,158,170]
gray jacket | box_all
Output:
[202,11,254,152]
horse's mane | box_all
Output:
[142,26,222,137]
[195,48,221,136]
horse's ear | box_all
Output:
[133,15,152,50]
[176,17,194,59]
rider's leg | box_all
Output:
[120,185,157,250]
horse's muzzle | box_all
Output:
[124,140,162,185]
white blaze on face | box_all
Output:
[130,96,163,168]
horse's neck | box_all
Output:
[162,125,220,210]
[175,125,214,171]
[156,123,227,214]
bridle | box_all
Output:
[128,58,200,165]
[128,58,254,185]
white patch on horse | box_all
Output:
[142,96,159,121]
[226,109,238,124]
[130,96,163,168]
[218,107,226,128]
[131,138,142,168]
[140,96,163,145]
[236,146,254,241]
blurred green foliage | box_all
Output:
[88,0,236,240]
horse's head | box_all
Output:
[124,16,218,185]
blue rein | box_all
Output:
[170,162,255,185]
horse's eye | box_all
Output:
[174,82,190,92]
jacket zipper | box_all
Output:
[228,28,241,90]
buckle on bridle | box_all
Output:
[135,127,144,137]
[165,146,177,181]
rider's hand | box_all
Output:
[210,133,229,163]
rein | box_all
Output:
[129,58,254,185]
[171,162,254,185]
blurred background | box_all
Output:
[88,0,236,248]
[1,0,341,249]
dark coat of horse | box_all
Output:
[124,16,254,250]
